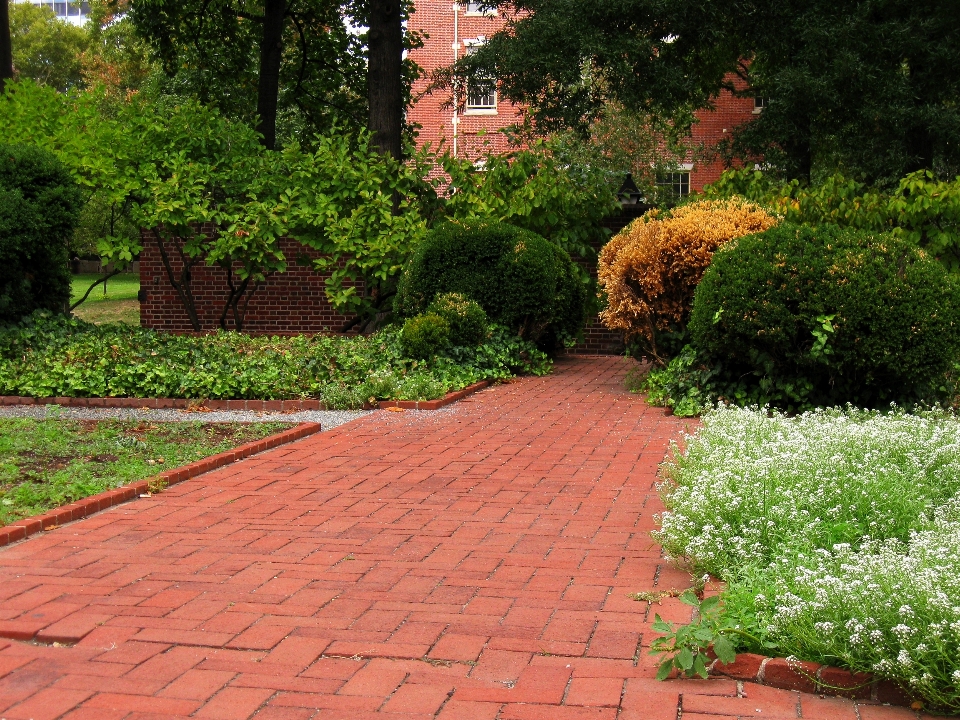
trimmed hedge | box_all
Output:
[427,292,488,347]
[395,220,587,349]
[598,198,776,365]
[0,144,81,325]
[689,223,960,408]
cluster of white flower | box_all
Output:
[654,406,960,713]
[655,405,960,577]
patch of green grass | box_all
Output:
[0,418,290,526]
[71,274,141,326]
[71,274,140,304]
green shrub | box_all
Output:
[0,312,551,404]
[426,292,488,346]
[0,144,81,324]
[688,223,960,409]
[400,313,451,359]
[395,220,587,349]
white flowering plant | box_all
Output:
[653,406,960,713]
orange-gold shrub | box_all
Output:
[598,198,777,364]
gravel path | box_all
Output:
[0,404,370,428]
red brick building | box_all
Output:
[407,0,759,194]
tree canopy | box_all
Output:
[463,0,960,186]
[9,3,89,92]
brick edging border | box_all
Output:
[0,380,491,413]
[376,380,490,410]
[0,421,322,549]
[711,652,912,708]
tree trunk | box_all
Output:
[367,0,403,160]
[0,0,13,93]
[257,0,286,150]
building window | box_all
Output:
[14,0,90,22]
[754,96,767,114]
[464,2,495,15]
[464,44,497,113]
[656,172,690,198]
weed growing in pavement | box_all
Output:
[652,405,960,713]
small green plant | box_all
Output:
[650,590,766,680]
[400,313,451,359]
[427,292,488,347]
[632,346,714,417]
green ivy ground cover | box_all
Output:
[0,314,551,407]
[0,418,290,525]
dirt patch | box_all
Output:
[17,451,74,475]
[88,454,119,463]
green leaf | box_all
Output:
[656,657,674,681]
[677,646,694,670]
[713,635,737,665]
[693,653,708,679]
[679,590,700,607]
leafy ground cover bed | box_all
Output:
[653,406,960,714]
[0,417,290,526]
[0,314,550,407]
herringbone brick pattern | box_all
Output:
[0,358,921,718]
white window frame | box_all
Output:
[463,40,498,115]
[464,1,497,16]
[656,164,692,198]
[753,96,767,114]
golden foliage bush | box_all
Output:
[598,198,777,363]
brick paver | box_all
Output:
[0,358,925,718]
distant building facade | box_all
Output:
[407,0,759,195]
[11,0,91,26]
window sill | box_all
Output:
[464,108,499,116]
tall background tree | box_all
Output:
[0,0,13,91]
[126,0,415,153]
[460,0,960,187]
[9,2,89,92]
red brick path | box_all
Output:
[0,358,922,719]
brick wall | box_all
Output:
[408,1,523,161]
[137,224,634,354]
[138,232,358,334]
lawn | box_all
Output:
[653,406,960,713]
[0,418,291,526]
[70,273,140,325]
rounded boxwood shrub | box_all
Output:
[426,292,488,346]
[0,144,81,325]
[400,312,450,359]
[598,198,777,365]
[689,223,960,409]
[395,220,587,348]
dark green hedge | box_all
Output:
[0,144,81,325]
[395,220,587,349]
[689,223,960,408]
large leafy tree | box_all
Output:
[0,1,11,92]
[9,2,89,92]
[723,0,960,186]
[463,0,960,186]
[455,0,745,136]
[127,0,414,156]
